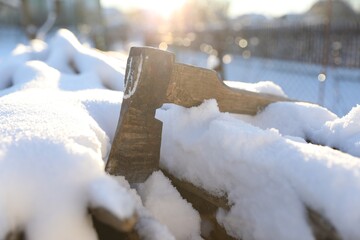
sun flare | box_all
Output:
[137,0,187,18]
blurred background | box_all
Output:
[0,0,359,116]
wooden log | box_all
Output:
[94,222,139,240]
[5,232,25,240]
[162,170,237,240]
[162,170,229,212]
[3,209,138,240]
[307,207,341,240]
[91,207,137,233]
[93,212,140,240]
[163,170,342,240]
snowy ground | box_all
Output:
[0,29,360,240]
[0,29,188,240]
[0,28,28,62]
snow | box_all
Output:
[138,171,202,240]
[113,176,176,240]
[156,99,360,240]
[224,80,287,97]
[236,101,338,140]
[0,29,126,92]
[316,105,360,157]
[1,28,360,240]
[0,28,28,63]
[0,29,178,240]
[237,102,360,157]
[0,89,134,240]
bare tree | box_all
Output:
[0,0,20,8]
[36,0,57,40]
[19,0,36,39]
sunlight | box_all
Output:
[136,0,186,18]
[101,0,187,18]
[229,0,317,17]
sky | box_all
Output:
[101,0,360,18]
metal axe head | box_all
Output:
[105,47,175,183]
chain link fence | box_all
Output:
[171,21,360,117]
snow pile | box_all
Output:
[0,89,134,240]
[316,105,360,157]
[0,29,126,93]
[0,30,132,240]
[225,80,287,98]
[157,100,360,240]
[237,102,338,140]
[114,176,176,240]
[138,171,202,240]
[0,29,182,240]
[239,102,360,157]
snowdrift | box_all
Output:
[0,29,360,240]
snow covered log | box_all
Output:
[162,170,236,240]
[6,208,139,240]
[106,47,288,183]
[163,169,341,240]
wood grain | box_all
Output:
[105,47,175,183]
[167,63,289,115]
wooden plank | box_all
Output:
[93,216,140,240]
[162,170,230,212]
[91,207,137,233]
[162,170,237,240]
